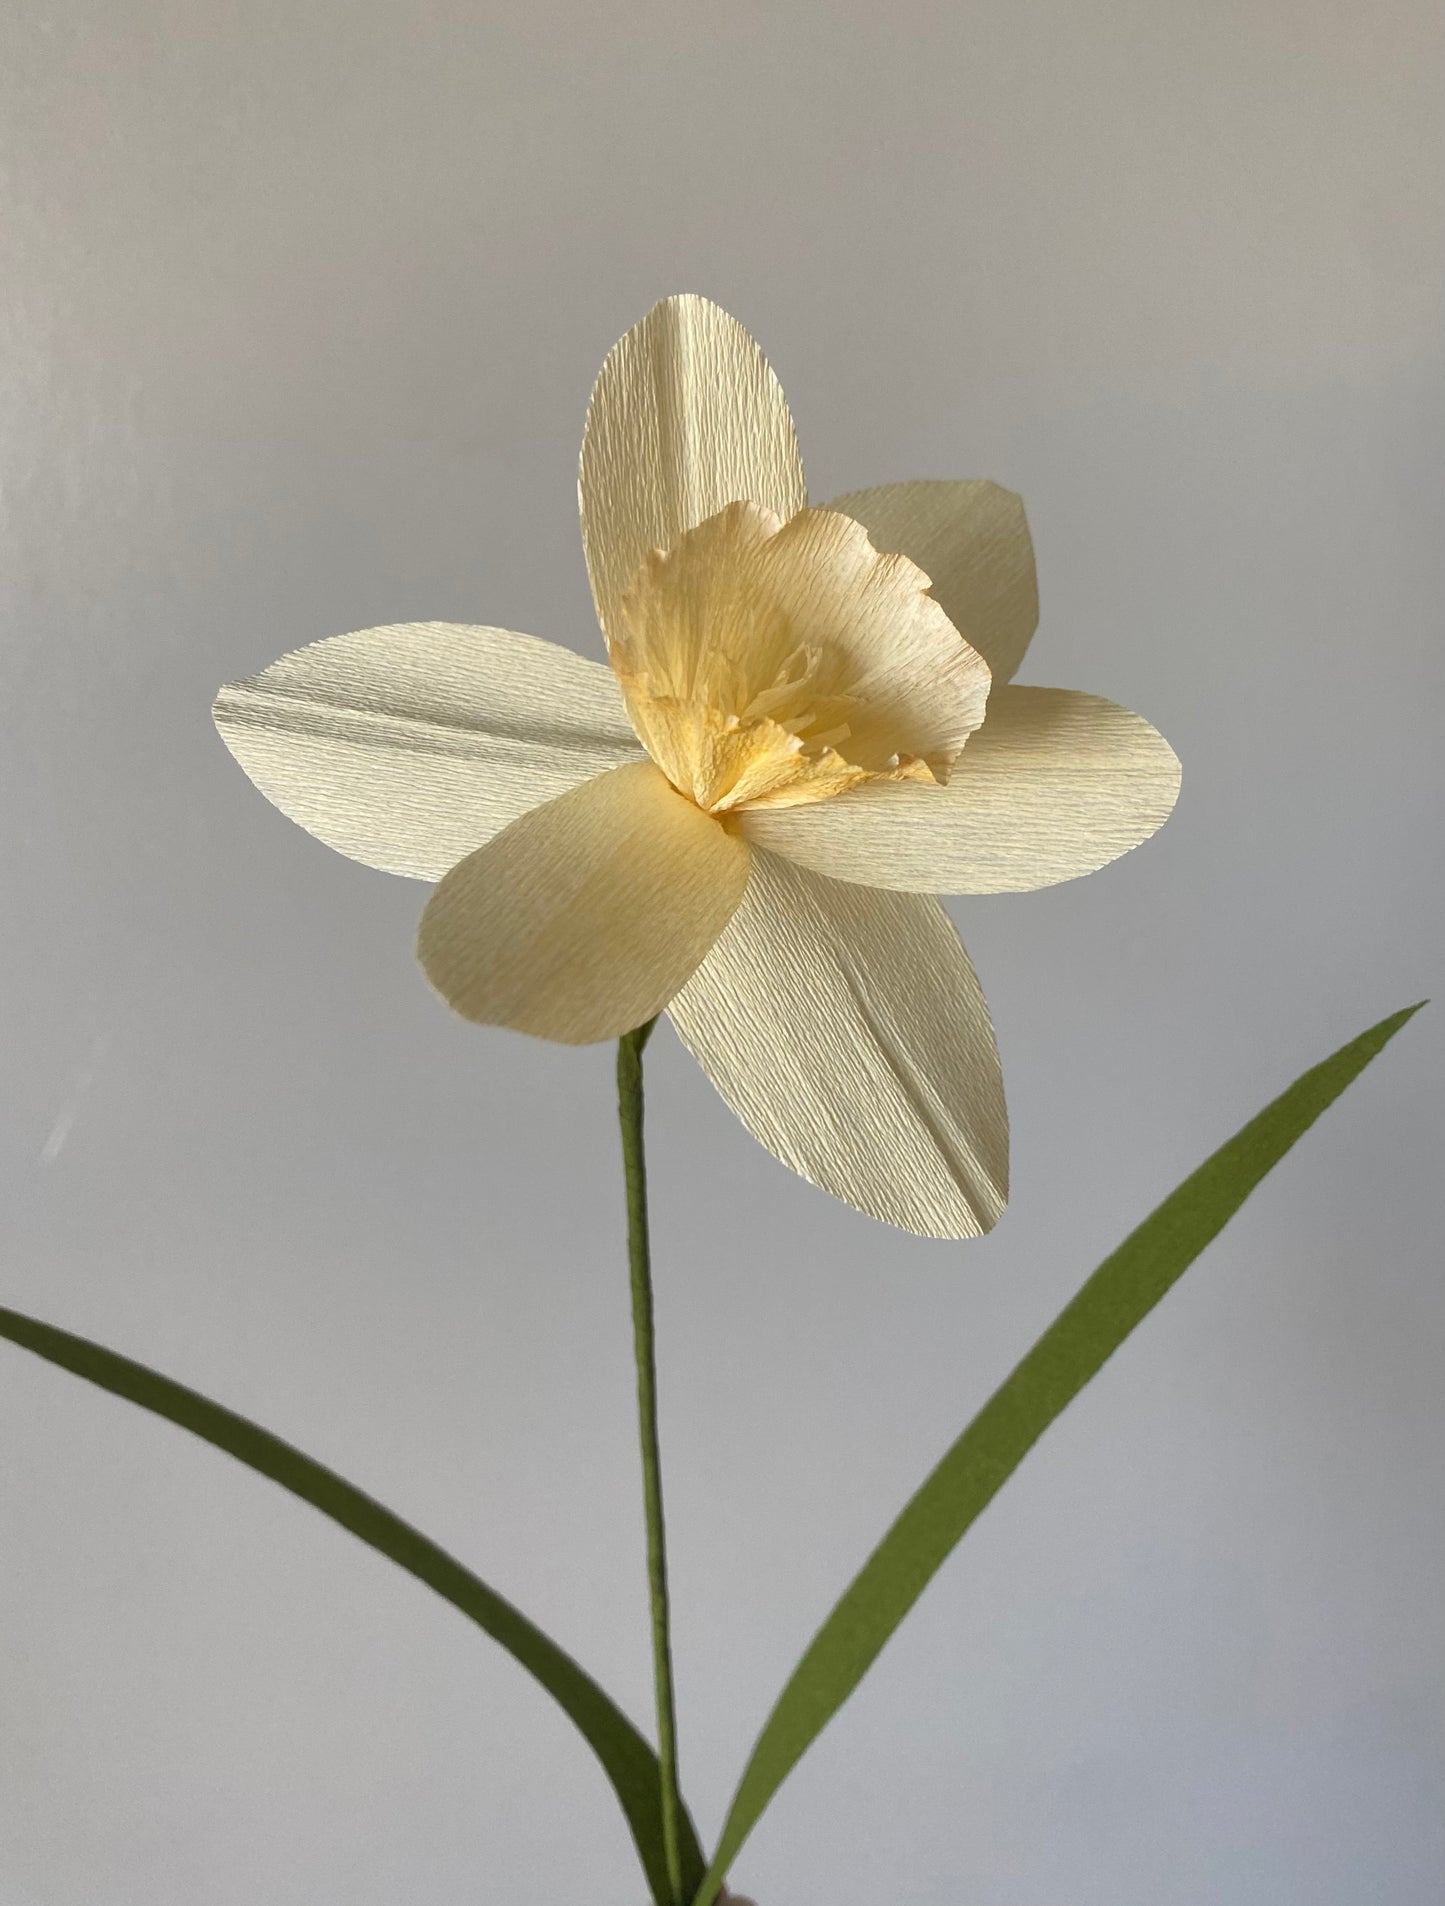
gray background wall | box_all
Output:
[1,3,1440,1902]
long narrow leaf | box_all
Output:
[699,1001,1424,1901]
[0,1304,707,1906]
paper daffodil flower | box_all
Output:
[214,295,1179,1238]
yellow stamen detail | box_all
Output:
[608,501,991,815]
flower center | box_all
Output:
[606,501,991,814]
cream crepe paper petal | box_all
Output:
[825,480,1039,685]
[214,623,644,880]
[579,294,808,644]
[417,760,750,1045]
[738,687,1180,894]
[668,850,1008,1238]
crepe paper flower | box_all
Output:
[213,295,1179,1239]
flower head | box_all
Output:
[214,295,1179,1238]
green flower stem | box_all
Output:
[617,1017,686,1906]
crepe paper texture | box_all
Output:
[214,294,1180,1240]
[0,1004,1420,1906]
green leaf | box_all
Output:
[697,1001,1425,1902]
[0,1305,706,1906]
